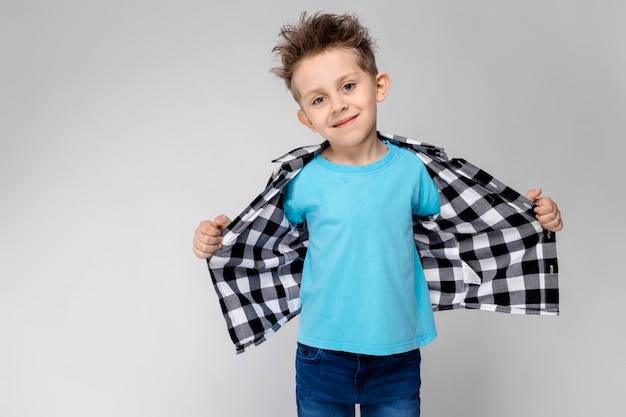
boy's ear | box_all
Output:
[375,72,391,102]
[297,109,317,132]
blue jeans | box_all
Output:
[295,343,421,417]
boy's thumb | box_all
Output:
[214,214,232,228]
[524,188,542,203]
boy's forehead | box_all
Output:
[296,48,361,74]
[291,48,363,94]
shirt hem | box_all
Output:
[297,328,438,356]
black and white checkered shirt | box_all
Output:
[208,132,559,353]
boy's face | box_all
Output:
[292,48,390,151]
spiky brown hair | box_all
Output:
[271,12,378,92]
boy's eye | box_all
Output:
[342,83,355,92]
[312,97,325,105]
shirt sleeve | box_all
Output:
[413,161,441,217]
[283,179,305,225]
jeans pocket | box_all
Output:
[296,343,323,363]
[391,348,421,362]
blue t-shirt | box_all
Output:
[283,142,441,355]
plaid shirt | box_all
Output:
[208,132,559,353]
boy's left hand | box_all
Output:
[525,189,563,232]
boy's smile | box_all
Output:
[333,114,359,128]
[292,48,390,165]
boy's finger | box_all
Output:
[524,188,542,202]
[214,214,232,229]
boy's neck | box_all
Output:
[321,136,387,166]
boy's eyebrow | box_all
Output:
[297,71,362,100]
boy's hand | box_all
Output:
[525,189,563,232]
[193,214,232,259]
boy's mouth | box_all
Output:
[332,115,358,128]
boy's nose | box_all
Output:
[332,99,348,113]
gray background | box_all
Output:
[1,0,624,416]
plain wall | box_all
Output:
[1,0,624,416]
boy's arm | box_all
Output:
[525,189,563,232]
[191,191,562,259]
[193,214,232,259]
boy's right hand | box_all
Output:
[193,214,232,259]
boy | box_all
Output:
[193,12,563,417]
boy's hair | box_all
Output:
[271,12,378,92]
